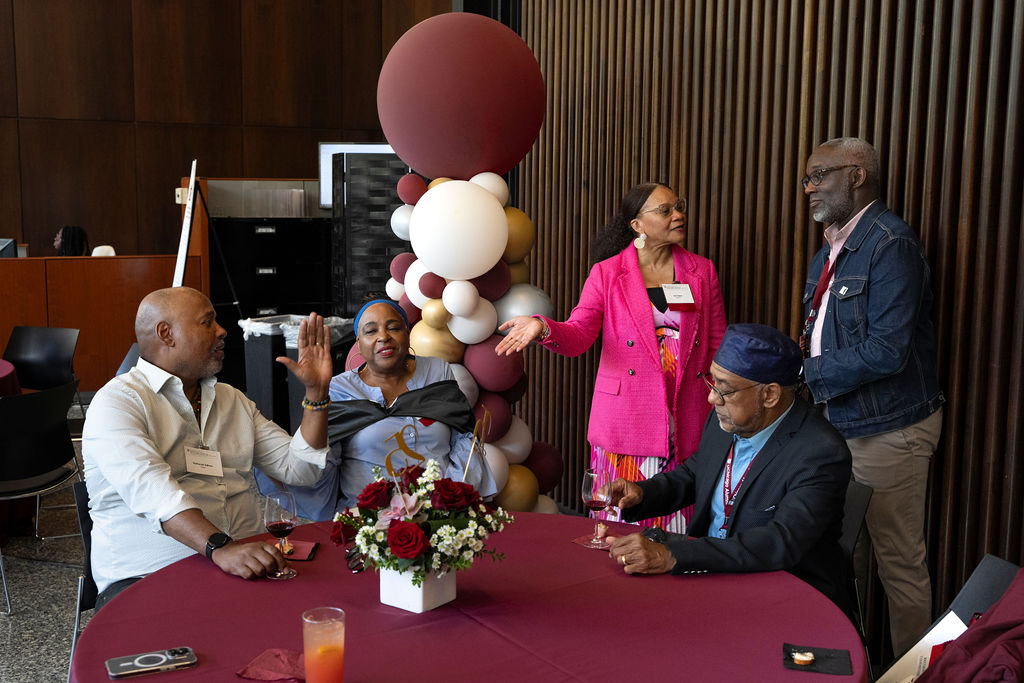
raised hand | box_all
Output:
[275,312,332,399]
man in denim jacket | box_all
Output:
[800,137,944,654]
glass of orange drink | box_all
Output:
[302,607,345,683]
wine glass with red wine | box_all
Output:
[264,491,298,580]
[580,468,611,549]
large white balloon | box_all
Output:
[403,259,430,309]
[469,172,510,207]
[448,363,479,407]
[409,181,508,281]
[494,415,533,464]
[494,284,555,334]
[483,442,510,492]
[531,494,560,514]
[442,280,480,317]
[385,277,405,301]
[447,299,498,345]
[390,204,413,240]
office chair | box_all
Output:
[67,480,97,682]
[839,479,874,638]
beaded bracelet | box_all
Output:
[301,396,331,411]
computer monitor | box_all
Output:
[318,143,395,209]
[0,238,17,258]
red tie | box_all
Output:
[800,257,836,358]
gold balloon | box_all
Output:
[502,207,536,263]
[421,298,451,329]
[427,177,453,190]
[508,260,531,285]
[409,320,466,363]
[494,464,540,512]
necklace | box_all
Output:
[188,388,202,414]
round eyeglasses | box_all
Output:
[800,165,859,189]
[638,198,687,217]
[698,371,761,403]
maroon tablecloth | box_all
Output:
[70,512,867,682]
[0,359,19,397]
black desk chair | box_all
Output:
[840,479,874,638]
[68,480,97,682]
[0,380,80,614]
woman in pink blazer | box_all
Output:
[497,183,726,533]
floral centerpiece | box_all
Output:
[332,459,513,589]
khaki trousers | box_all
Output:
[848,407,942,655]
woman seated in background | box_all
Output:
[54,224,89,256]
[497,182,727,535]
[258,297,496,520]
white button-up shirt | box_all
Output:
[83,358,327,593]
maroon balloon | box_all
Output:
[377,13,546,180]
[463,334,524,392]
[498,372,528,404]
[474,391,512,443]
[345,342,365,371]
[397,294,422,327]
[523,441,563,495]
[397,173,428,205]
[389,252,417,283]
[470,260,511,301]
[419,272,447,300]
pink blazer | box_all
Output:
[538,246,726,460]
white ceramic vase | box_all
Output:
[378,567,457,613]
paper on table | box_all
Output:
[876,611,968,683]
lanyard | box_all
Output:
[720,442,757,533]
[800,256,838,357]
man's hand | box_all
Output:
[211,541,286,579]
[607,533,677,574]
[276,312,332,398]
[607,477,643,509]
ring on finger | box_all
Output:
[620,555,627,566]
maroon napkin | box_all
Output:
[236,648,304,681]
[283,540,318,561]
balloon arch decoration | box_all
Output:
[348,13,563,513]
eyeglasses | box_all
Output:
[638,198,687,217]
[800,165,859,188]
[699,371,761,403]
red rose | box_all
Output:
[395,464,425,492]
[357,480,394,510]
[329,521,349,546]
[387,520,428,559]
[431,478,481,511]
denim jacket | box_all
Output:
[803,201,944,439]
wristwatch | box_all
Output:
[205,532,232,560]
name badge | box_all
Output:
[184,446,224,477]
[662,283,695,311]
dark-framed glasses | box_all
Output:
[800,165,859,189]
[698,371,761,403]
[639,198,687,217]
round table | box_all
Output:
[0,359,19,397]
[71,512,867,682]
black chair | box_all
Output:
[116,343,140,376]
[0,380,81,614]
[840,479,873,637]
[2,326,80,390]
[68,480,97,682]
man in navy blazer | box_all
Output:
[608,324,853,616]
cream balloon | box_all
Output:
[421,298,451,329]
[447,298,498,345]
[409,180,509,281]
[442,280,480,317]
[403,259,431,309]
[449,362,479,407]
[494,284,555,333]
[408,320,465,363]
[531,494,560,514]
[493,415,533,464]
[385,277,405,301]
[469,171,510,206]
[483,442,510,492]
[390,204,413,240]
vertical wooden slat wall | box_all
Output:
[518,0,1023,655]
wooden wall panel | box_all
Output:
[132,0,242,125]
[0,118,21,241]
[45,256,201,390]
[341,1,384,132]
[0,258,46,348]
[135,123,244,255]
[242,126,343,178]
[381,0,453,56]
[19,120,137,257]
[241,0,344,128]
[521,0,1024,661]
[0,0,15,117]
[13,0,133,120]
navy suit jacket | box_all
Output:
[623,397,853,615]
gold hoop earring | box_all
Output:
[633,232,647,250]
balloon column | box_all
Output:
[365,13,562,513]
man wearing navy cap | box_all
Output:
[607,323,853,615]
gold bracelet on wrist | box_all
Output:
[301,396,331,411]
